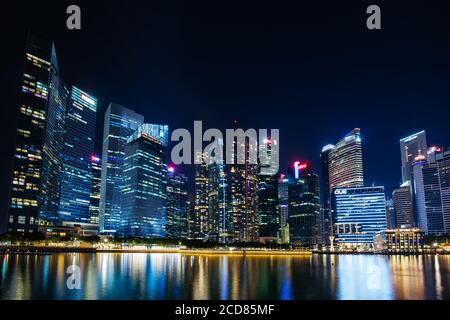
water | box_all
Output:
[0,253,449,300]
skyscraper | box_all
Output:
[332,186,387,247]
[99,103,144,234]
[207,159,230,243]
[193,151,209,240]
[413,150,450,235]
[320,144,334,245]
[230,136,259,243]
[58,86,97,224]
[121,123,168,238]
[166,166,188,239]
[392,183,414,227]
[89,155,101,226]
[328,128,364,191]
[277,175,290,244]
[38,46,69,225]
[288,163,321,248]
[400,130,427,184]
[257,139,279,242]
[7,33,54,233]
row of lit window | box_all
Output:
[10,198,38,207]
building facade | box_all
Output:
[392,184,414,228]
[89,155,101,226]
[400,130,427,184]
[120,123,168,238]
[328,128,364,191]
[8,33,54,233]
[99,103,144,234]
[58,86,97,224]
[166,167,188,239]
[332,186,387,248]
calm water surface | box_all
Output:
[0,253,449,300]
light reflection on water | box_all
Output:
[1,253,450,300]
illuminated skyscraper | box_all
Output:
[99,103,144,234]
[38,45,69,225]
[166,166,188,239]
[121,123,169,238]
[320,144,334,245]
[332,186,387,247]
[58,87,97,224]
[257,139,279,242]
[400,130,427,184]
[328,128,364,191]
[392,183,414,227]
[89,155,101,226]
[413,150,450,235]
[193,151,209,240]
[230,134,259,243]
[207,158,230,243]
[277,175,290,244]
[288,162,321,248]
[7,33,54,233]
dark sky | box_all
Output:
[1,1,450,225]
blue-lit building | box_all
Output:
[89,155,101,226]
[38,45,69,225]
[166,167,188,239]
[58,87,97,224]
[332,186,387,248]
[99,103,144,235]
[120,123,169,238]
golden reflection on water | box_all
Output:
[1,253,450,300]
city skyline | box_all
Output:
[2,3,450,219]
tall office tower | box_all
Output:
[288,163,321,248]
[230,137,259,243]
[328,128,364,191]
[385,198,395,229]
[121,124,169,238]
[207,159,230,243]
[400,130,427,184]
[7,33,54,233]
[166,166,188,239]
[99,103,144,234]
[320,144,334,245]
[257,139,279,242]
[57,87,97,224]
[413,150,450,235]
[277,175,290,244]
[193,151,209,240]
[186,194,197,239]
[392,183,414,227]
[89,155,101,226]
[38,47,69,225]
[332,186,387,248]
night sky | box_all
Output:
[1,1,450,229]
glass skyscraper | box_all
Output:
[413,150,450,235]
[328,128,364,191]
[7,33,53,233]
[121,123,168,238]
[99,103,144,234]
[320,144,334,245]
[332,186,387,247]
[89,155,101,226]
[38,44,69,225]
[257,139,279,241]
[400,130,427,184]
[166,167,188,239]
[193,151,209,240]
[58,86,97,224]
[288,164,321,248]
